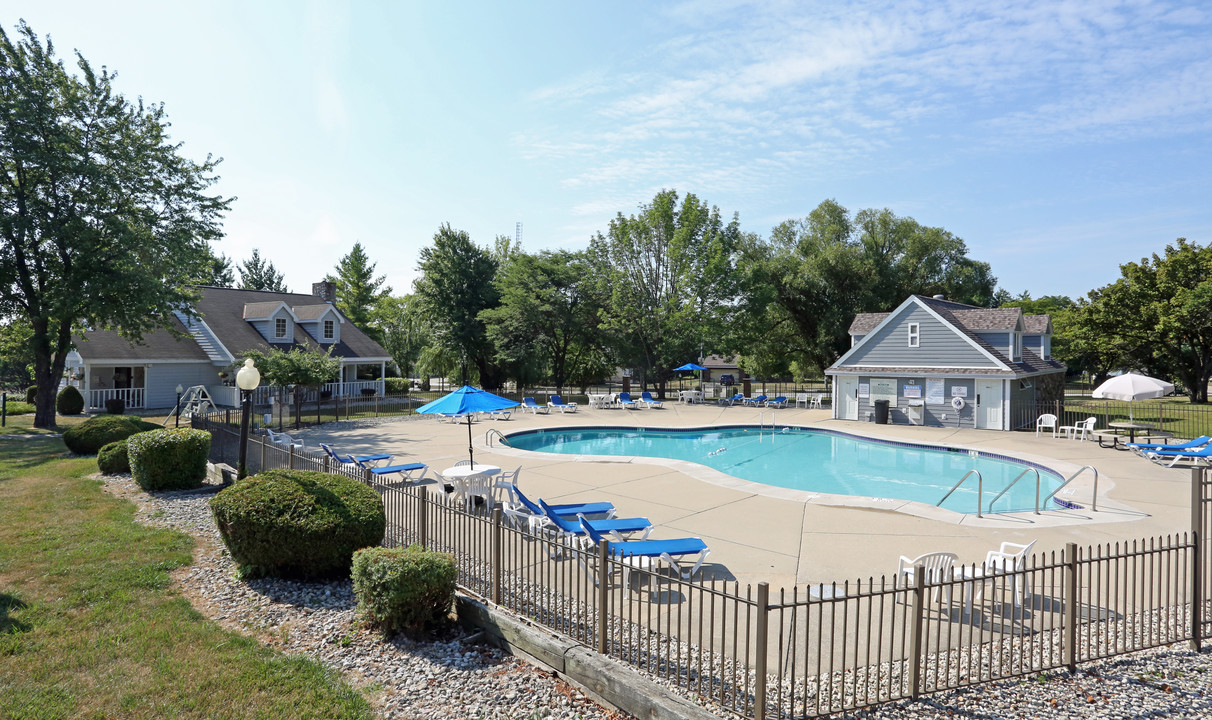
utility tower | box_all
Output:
[515,222,522,247]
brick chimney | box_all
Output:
[312,280,336,304]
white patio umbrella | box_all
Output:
[1091,372,1175,421]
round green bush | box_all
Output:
[97,440,130,475]
[352,544,456,637]
[210,469,386,580]
[62,415,161,455]
[104,397,125,414]
[56,385,84,415]
[128,428,210,491]
[384,377,409,393]
[24,385,37,403]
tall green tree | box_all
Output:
[1081,238,1212,401]
[329,241,390,332]
[481,250,607,394]
[0,23,230,427]
[195,244,235,287]
[244,346,340,428]
[373,294,430,382]
[734,200,997,376]
[414,223,502,388]
[0,317,34,389]
[590,189,740,395]
[237,248,288,292]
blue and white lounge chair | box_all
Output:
[639,391,664,408]
[1146,445,1212,468]
[766,396,788,408]
[742,394,768,407]
[510,486,616,520]
[617,392,639,409]
[580,518,710,585]
[1126,435,1210,455]
[548,395,578,413]
[538,498,651,551]
[319,443,392,467]
[352,457,428,483]
[718,393,744,406]
[522,397,550,415]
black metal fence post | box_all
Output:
[908,566,925,699]
[753,582,769,720]
[1192,467,1205,652]
[1065,542,1079,671]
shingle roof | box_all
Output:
[293,305,338,321]
[1023,315,1051,334]
[74,286,389,363]
[848,313,888,335]
[948,308,1022,331]
[242,301,290,319]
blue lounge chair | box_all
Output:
[352,457,428,483]
[548,395,578,413]
[639,391,664,408]
[522,397,550,414]
[319,443,392,467]
[718,393,744,406]
[1146,445,1212,468]
[538,498,651,550]
[617,392,639,409]
[766,396,788,408]
[510,486,616,520]
[742,394,768,407]
[1126,435,1210,455]
[580,518,710,584]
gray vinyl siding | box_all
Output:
[975,333,1010,357]
[1025,334,1048,359]
[145,362,223,409]
[849,375,976,429]
[299,319,339,344]
[842,305,995,368]
[251,306,295,344]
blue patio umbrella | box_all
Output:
[416,385,519,465]
[673,363,707,392]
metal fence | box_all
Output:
[1015,399,1212,442]
[193,414,1211,719]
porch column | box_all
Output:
[338,364,345,398]
[83,366,92,410]
[379,361,385,396]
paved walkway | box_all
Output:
[301,402,1196,592]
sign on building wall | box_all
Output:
[951,385,968,397]
[903,383,922,399]
[858,383,870,399]
[870,378,898,407]
[925,379,945,404]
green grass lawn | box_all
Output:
[0,438,376,719]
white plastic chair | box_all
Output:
[1035,413,1058,438]
[810,394,825,409]
[794,393,810,408]
[265,429,303,449]
[897,551,958,602]
[957,539,1037,612]
[1060,416,1096,441]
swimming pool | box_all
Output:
[505,426,1066,514]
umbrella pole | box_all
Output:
[467,415,474,465]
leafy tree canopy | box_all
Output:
[373,294,429,382]
[238,248,288,292]
[0,22,230,427]
[194,244,235,287]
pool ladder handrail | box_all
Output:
[986,467,1041,515]
[1040,465,1099,512]
[485,428,511,449]
[936,469,984,517]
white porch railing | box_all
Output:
[326,379,384,397]
[88,388,145,410]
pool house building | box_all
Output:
[825,294,1065,430]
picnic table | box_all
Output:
[1095,421,1171,449]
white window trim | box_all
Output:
[275,317,287,338]
[323,319,335,340]
[907,323,920,348]
[1012,333,1021,361]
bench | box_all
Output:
[1093,429,1173,449]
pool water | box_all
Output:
[506,426,1065,514]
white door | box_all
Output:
[837,376,859,420]
[975,380,1003,430]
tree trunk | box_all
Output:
[30,317,70,429]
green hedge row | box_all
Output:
[128,428,211,491]
[63,415,161,455]
[351,545,456,637]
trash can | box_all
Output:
[873,399,890,424]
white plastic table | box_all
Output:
[442,463,501,479]
[678,390,704,404]
[586,393,615,409]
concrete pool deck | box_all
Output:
[300,401,1198,592]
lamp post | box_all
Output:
[174,384,184,428]
[235,358,261,480]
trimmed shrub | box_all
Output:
[104,398,125,414]
[128,428,210,491]
[384,377,409,394]
[62,414,161,455]
[25,385,37,403]
[352,544,456,637]
[97,440,130,475]
[56,385,85,415]
[210,469,385,580]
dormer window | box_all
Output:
[1012,333,1021,361]
[275,318,287,338]
[323,319,335,340]
[907,323,920,348]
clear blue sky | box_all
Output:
[11,1,1212,300]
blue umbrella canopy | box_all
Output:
[416,385,519,415]
[674,363,707,372]
[416,386,519,464]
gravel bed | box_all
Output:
[100,473,631,720]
